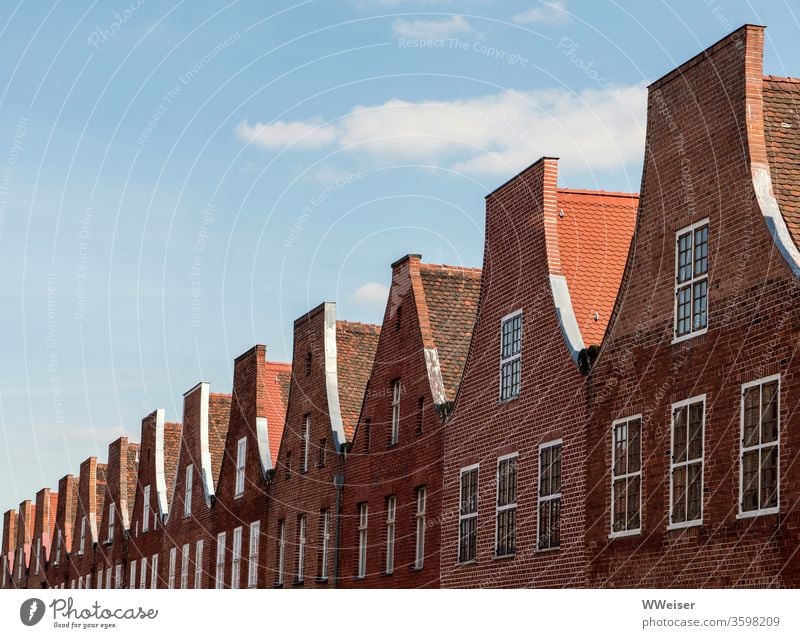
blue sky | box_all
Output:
[0,0,798,516]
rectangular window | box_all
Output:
[98,568,103,589]
[740,375,780,516]
[235,438,247,496]
[458,465,479,563]
[232,526,242,589]
[357,504,368,579]
[611,416,642,536]
[390,380,401,445]
[115,563,122,589]
[674,219,709,340]
[248,521,260,588]
[168,547,176,589]
[78,575,83,589]
[107,504,115,542]
[86,573,91,589]
[670,396,705,528]
[180,544,189,589]
[150,554,158,589]
[500,311,522,400]
[318,510,330,580]
[194,540,203,589]
[302,415,311,473]
[142,485,151,532]
[105,565,111,589]
[415,487,426,569]
[129,560,136,589]
[496,454,517,556]
[184,465,193,517]
[385,496,396,575]
[295,516,306,583]
[140,556,147,590]
[276,520,286,586]
[79,516,86,554]
[55,530,62,565]
[317,438,326,468]
[538,442,562,550]
[215,532,225,589]
[35,537,41,573]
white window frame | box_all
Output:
[150,554,158,589]
[458,463,480,564]
[115,563,122,589]
[276,520,286,586]
[319,510,330,580]
[357,504,368,579]
[235,438,247,496]
[194,540,203,589]
[97,568,103,589]
[537,440,562,551]
[415,486,426,569]
[86,573,91,589]
[247,521,260,588]
[295,517,306,583]
[34,537,41,573]
[78,575,83,589]
[232,526,242,589]
[105,564,111,589]
[668,395,706,530]
[495,453,518,557]
[499,310,523,401]
[168,547,176,589]
[672,218,709,344]
[140,556,147,589]
[302,416,311,473]
[738,374,781,518]
[610,415,643,539]
[385,496,396,575]
[129,560,136,589]
[181,543,189,589]
[390,381,401,445]
[215,532,225,589]
[79,516,86,554]
[54,529,62,565]
[107,503,115,542]
[17,552,23,579]
[184,465,193,517]
[142,485,151,532]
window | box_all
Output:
[317,438,326,468]
[105,565,111,589]
[248,521,260,588]
[150,554,158,589]
[235,438,247,496]
[318,510,330,580]
[415,487,426,569]
[181,544,189,589]
[140,556,147,589]
[674,219,709,341]
[385,496,396,575]
[184,465,193,517]
[458,465,479,563]
[98,568,103,589]
[129,560,136,589]
[86,573,91,589]
[495,455,517,557]
[670,396,705,528]
[78,576,83,589]
[276,520,286,586]
[357,504,368,579]
[168,547,176,589]
[295,516,306,583]
[115,563,122,589]
[142,485,151,532]
[538,442,562,550]
[55,529,62,565]
[107,504,115,542]
[35,537,41,573]
[17,552,23,579]
[232,527,242,589]
[194,540,203,589]
[740,375,780,516]
[500,311,522,400]
[611,416,642,536]
[79,516,86,554]
[302,416,311,473]
[215,532,225,589]
[390,380,401,445]
[416,398,424,435]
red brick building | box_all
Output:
[10,500,35,589]
[1,509,16,588]
[44,474,78,589]
[341,255,481,587]
[265,303,379,588]
[585,24,800,588]
[25,488,58,589]
[64,458,106,589]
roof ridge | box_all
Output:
[763,75,800,84]
[336,320,381,332]
[419,262,482,274]
[557,188,639,198]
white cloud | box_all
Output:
[392,15,475,39]
[513,1,570,25]
[234,118,337,150]
[351,282,390,307]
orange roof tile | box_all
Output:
[335,321,381,441]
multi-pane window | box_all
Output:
[295,516,306,583]
[357,504,368,579]
[129,560,136,589]
[500,311,522,400]
[232,527,242,589]
[248,521,260,588]
[611,416,642,536]
[671,397,705,527]
[79,516,87,554]
[415,486,426,569]
[495,454,517,557]
[107,505,115,542]
[390,381,401,445]
[538,442,562,550]
[150,554,158,589]
[318,510,330,580]
[194,540,203,589]
[235,438,247,496]
[168,547,176,589]
[140,556,147,589]
[302,416,311,473]
[181,544,189,589]
[458,465,479,563]
[741,376,780,516]
[674,220,709,340]
[385,496,396,575]
[184,465,193,517]
[142,485,151,532]
[215,532,226,589]
[276,520,286,586]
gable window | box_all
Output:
[194,540,203,589]
[385,496,396,575]
[142,485,151,532]
[106,566,112,589]
[78,575,83,589]
[129,560,136,589]
[538,442,562,550]
[670,396,705,528]
[318,510,330,580]
[140,556,147,589]
[276,520,286,586]
[302,416,311,473]
[184,465,193,517]
[150,554,158,589]
[55,530,62,565]
[674,219,709,341]
[232,527,242,589]
[115,563,122,588]
[357,504,368,579]
[611,416,642,536]
[500,311,522,401]
[415,486,427,569]
[458,465,479,563]
[17,552,23,579]
[168,548,176,589]
[390,380,401,445]
[35,537,41,573]
[98,568,103,589]
[317,438,326,468]
[235,438,247,496]
[248,521,260,588]
[79,516,87,554]
[215,532,226,589]
[180,544,189,589]
[86,573,92,589]
[740,375,780,517]
[107,504,115,543]
[295,516,306,583]
[496,454,517,557]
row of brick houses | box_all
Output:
[3,24,800,589]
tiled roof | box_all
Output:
[162,421,182,505]
[555,189,638,347]
[418,264,482,400]
[336,321,381,441]
[262,361,292,465]
[763,76,800,246]
[209,393,232,487]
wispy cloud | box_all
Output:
[235,118,338,150]
[392,15,475,39]
[513,0,570,25]
[351,282,389,308]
